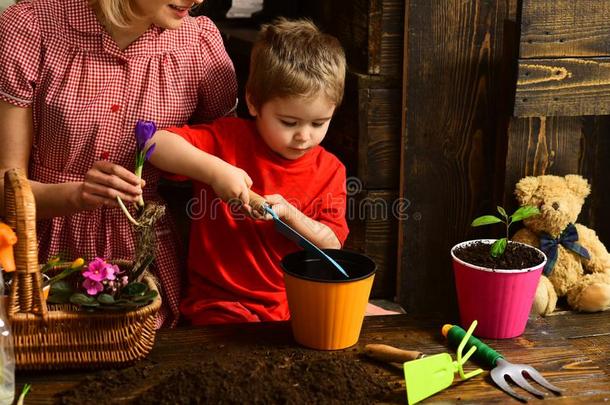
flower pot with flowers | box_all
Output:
[43,120,162,311]
[450,206,547,339]
[0,121,166,370]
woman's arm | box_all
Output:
[148,130,252,204]
[0,101,144,218]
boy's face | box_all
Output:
[247,93,336,160]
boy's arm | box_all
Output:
[147,130,252,204]
[263,194,341,250]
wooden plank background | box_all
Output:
[515,58,610,116]
[398,0,519,318]
[520,0,610,58]
[516,0,610,117]
[399,0,610,318]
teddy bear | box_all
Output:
[512,174,610,315]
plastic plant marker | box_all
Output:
[0,223,17,272]
[403,320,483,404]
[443,323,563,402]
[263,205,349,278]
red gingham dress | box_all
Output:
[0,0,238,327]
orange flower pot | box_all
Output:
[281,250,376,350]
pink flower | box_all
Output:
[106,264,119,281]
[83,258,118,282]
[121,276,129,286]
[83,278,104,295]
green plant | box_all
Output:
[46,257,157,311]
[471,205,540,257]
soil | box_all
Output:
[56,346,399,405]
[453,240,544,270]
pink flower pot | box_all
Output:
[451,240,546,339]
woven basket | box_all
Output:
[3,168,161,370]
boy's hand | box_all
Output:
[209,161,253,205]
[259,194,297,221]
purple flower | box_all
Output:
[135,120,157,151]
[144,143,156,161]
[83,278,104,295]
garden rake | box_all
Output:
[443,324,563,402]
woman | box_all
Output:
[0,0,238,327]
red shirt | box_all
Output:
[0,0,237,327]
[169,118,349,325]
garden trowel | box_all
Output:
[248,190,349,278]
[364,321,483,405]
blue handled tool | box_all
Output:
[249,191,349,278]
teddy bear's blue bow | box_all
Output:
[540,223,590,276]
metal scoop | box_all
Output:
[248,191,349,278]
[443,324,563,402]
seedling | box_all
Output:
[471,206,540,257]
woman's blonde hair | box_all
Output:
[88,0,139,28]
[246,18,346,111]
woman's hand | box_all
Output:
[209,161,253,205]
[74,160,144,210]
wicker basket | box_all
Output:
[3,168,161,370]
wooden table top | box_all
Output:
[16,312,610,404]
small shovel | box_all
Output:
[443,324,563,402]
[248,191,349,278]
[364,321,483,405]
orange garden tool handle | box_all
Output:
[364,344,424,363]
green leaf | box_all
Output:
[47,292,72,304]
[121,282,148,297]
[471,215,503,227]
[49,280,73,295]
[47,280,74,304]
[48,265,83,286]
[69,293,99,307]
[497,206,508,219]
[131,290,157,303]
[491,238,508,257]
[510,205,540,223]
[97,294,115,305]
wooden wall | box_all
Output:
[307,0,405,298]
[195,1,610,317]
[399,0,610,319]
[398,0,520,318]
[508,0,610,246]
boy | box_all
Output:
[147,18,348,325]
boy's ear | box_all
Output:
[245,91,258,117]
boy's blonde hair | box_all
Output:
[246,18,346,111]
[88,0,138,28]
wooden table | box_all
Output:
[16,312,610,403]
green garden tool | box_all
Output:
[365,321,483,404]
[443,323,563,402]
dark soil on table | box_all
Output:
[453,241,544,270]
[56,347,398,405]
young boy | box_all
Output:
[147,18,348,325]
